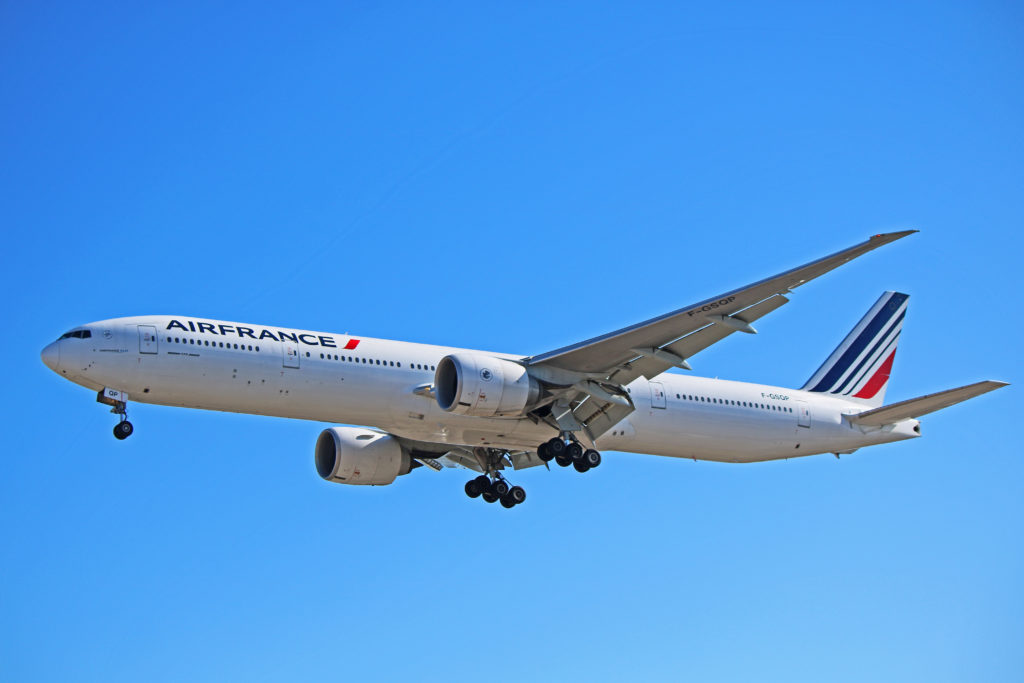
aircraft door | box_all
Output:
[282,342,300,368]
[796,400,811,428]
[650,381,667,409]
[138,325,158,354]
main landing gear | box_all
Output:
[463,448,527,510]
[464,474,527,509]
[537,436,602,473]
[98,388,134,440]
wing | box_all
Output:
[524,231,916,442]
[528,231,916,381]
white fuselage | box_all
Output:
[42,316,920,463]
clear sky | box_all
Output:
[2,2,1021,681]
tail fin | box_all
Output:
[801,291,909,408]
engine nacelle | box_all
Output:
[314,427,412,486]
[435,353,540,417]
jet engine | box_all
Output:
[314,427,412,486]
[435,353,540,417]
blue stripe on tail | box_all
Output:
[806,292,908,393]
[831,310,905,395]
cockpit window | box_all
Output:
[58,329,91,340]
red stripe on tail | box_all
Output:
[853,350,896,399]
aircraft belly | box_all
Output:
[621,403,800,462]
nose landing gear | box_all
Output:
[98,388,134,440]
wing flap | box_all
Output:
[608,294,790,385]
[662,293,790,363]
[573,396,636,442]
[849,380,1009,426]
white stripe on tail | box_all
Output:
[801,291,908,408]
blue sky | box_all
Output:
[2,2,1021,681]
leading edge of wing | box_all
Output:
[526,230,917,373]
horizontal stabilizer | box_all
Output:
[849,380,1009,427]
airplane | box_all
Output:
[40,231,1007,508]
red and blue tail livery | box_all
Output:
[802,291,909,407]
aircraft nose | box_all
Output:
[41,341,60,372]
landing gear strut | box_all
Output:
[98,388,134,440]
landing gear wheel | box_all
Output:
[491,479,510,497]
[573,460,591,473]
[538,442,553,462]
[500,495,516,508]
[567,442,584,461]
[465,479,484,498]
[482,491,499,504]
[555,453,572,467]
[509,486,527,505]
[473,475,490,491]
[546,437,566,456]
[113,421,134,440]
[583,449,601,468]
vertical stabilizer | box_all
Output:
[801,291,908,408]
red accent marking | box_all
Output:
[854,350,896,399]
[343,339,360,350]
